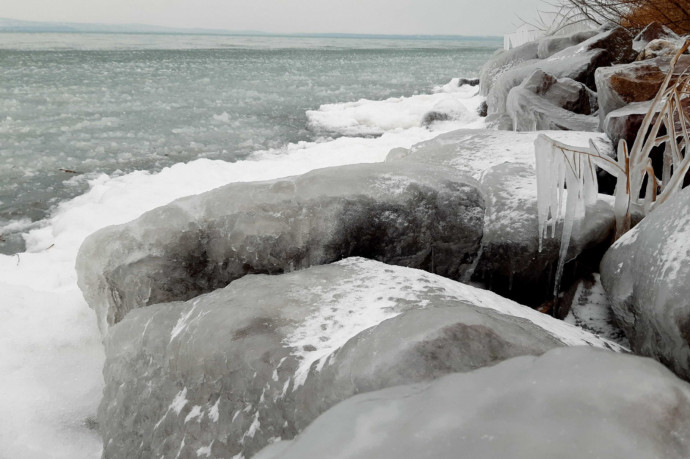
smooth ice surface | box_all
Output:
[256,347,690,459]
[601,186,690,380]
[100,258,623,459]
[0,37,489,456]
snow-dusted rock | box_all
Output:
[601,187,690,380]
[76,162,485,331]
[506,70,599,131]
[595,55,690,128]
[387,130,615,306]
[537,30,598,59]
[100,259,623,459]
[486,27,635,117]
[633,22,680,52]
[638,39,687,61]
[256,347,690,459]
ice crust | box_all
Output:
[256,347,690,459]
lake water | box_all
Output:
[0,33,500,252]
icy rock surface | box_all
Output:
[100,258,623,459]
[387,129,615,306]
[601,187,690,380]
[255,346,690,459]
[478,41,539,97]
[76,162,485,331]
[485,27,636,117]
[595,55,690,128]
[565,274,629,347]
[633,22,680,52]
[506,70,599,131]
[537,30,599,59]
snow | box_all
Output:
[307,79,484,136]
[284,258,625,387]
[564,275,629,347]
[0,79,485,458]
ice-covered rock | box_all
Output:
[486,27,636,117]
[256,347,690,459]
[387,130,615,306]
[100,259,624,459]
[478,41,539,97]
[76,162,485,331]
[506,70,599,131]
[595,55,690,128]
[601,187,690,380]
[537,30,598,59]
[633,22,680,52]
[637,38,687,61]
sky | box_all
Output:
[0,0,545,36]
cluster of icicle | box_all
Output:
[534,134,611,295]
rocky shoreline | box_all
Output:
[80,23,690,459]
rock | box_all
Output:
[637,38,686,61]
[595,55,690,128]
[486,27,635,116]
[604,100,655,148]
[76,162,485,331]
[537,30,599,59]
[477,100,488,117]
[421,98,473,127]
[387,129,615,307]
[421,111,451,126]
[458,77,480,87]
[506,70,599,131]
[100,259,624,459]
[478,41,540,96]
[633,22,680,52]
[601,187,690,381]
[256,347,690,459]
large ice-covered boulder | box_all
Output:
[486,27,636,117]
[77,162,485,331]
[100,258,623,459]
[256,347,690,459]
[479,41,540,97]
[537,30,599,59]
[595,55,690,128]
[601,187,690,380]
[506,69,599,131]
[387,129,615,306]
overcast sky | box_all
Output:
[0,0,545,36]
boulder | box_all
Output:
[633,21,680,52]
[506,70,599,131]
[637,38,686,61]
[478,41,539,96]
[537,30,599,59]
[458,77,480,87]
[595,55,690,128]
[100,258,623,459]
[387,130,615,307]
[76,162,485,331]
[256,347,690,459]
[601,186,690,381]
[486,27,636,116]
